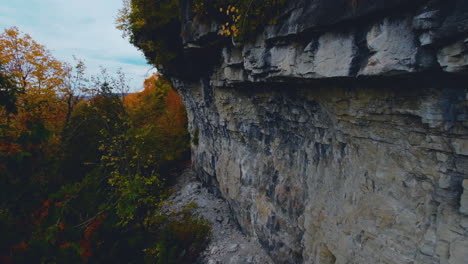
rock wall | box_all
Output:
[172,0,468,263]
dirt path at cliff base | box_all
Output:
[162,169,273,264]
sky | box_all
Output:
[0,0,156,92]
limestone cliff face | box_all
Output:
[171,1,468,263]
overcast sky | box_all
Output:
[0,0,156,92]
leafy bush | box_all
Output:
[192,0,286,40]
[144,203,211,264]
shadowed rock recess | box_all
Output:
[170,0,468,263]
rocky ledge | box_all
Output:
[170,0,468,263]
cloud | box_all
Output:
[0,0,155,92]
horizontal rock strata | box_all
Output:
[171,0,468,263]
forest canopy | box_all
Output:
[0,27,210,264]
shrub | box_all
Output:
[144,203,211,264]
[192,0,287,40]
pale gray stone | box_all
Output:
[359,17,418,76]
[227,244,239,253]
[438,174,451,189]
[460,180,468,215]
[419,31,435,46]
[438,38,468,73]
[307,32,355,77]
[452,139,468,156]
[413,11,440,30]
[448,240,468,264]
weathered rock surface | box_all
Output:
[171,0,468,263]
[174,76,468,264]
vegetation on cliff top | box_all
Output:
[192,0,286,39]
[116,0,183,73]
[116,0,286,71]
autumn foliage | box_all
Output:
[79,214,106,261]
[0,27,208,263]
[125,74,189,168]
[0,26,67,134]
